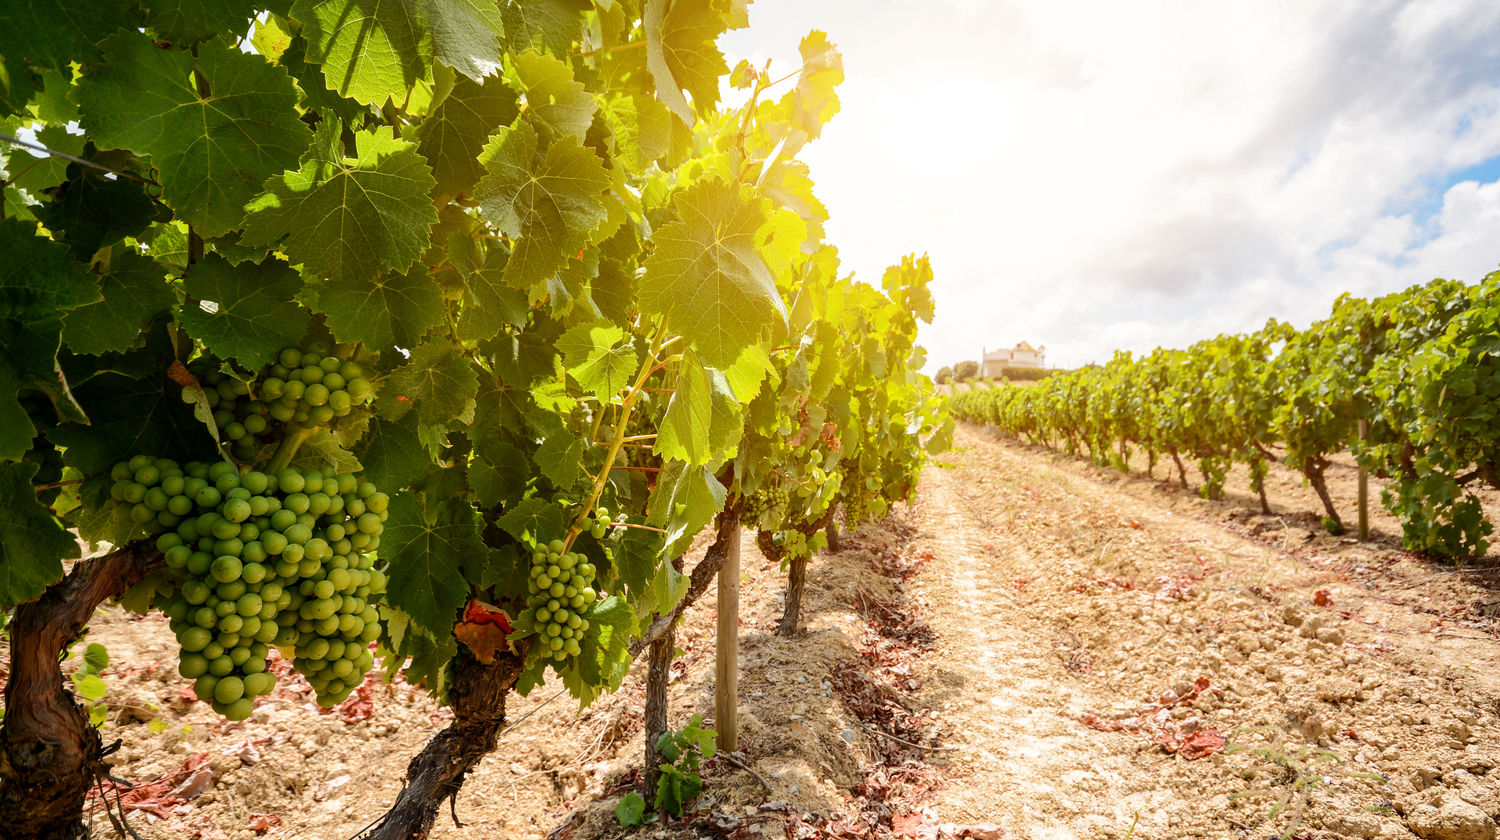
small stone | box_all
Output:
[840,729,857,743]
[1302,716,1324,741]
[1316,627,1344,645]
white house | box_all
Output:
[980,341,1045,377]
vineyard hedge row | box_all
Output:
[948,273,1500,558]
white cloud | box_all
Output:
[720,0,1500,370]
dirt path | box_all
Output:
[908,424,1500,840]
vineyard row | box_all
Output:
[947,272,1500,557]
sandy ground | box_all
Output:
[21,420,1500,840]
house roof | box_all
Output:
[1014,341,1037,353]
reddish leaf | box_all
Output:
[892,812,927,838]
[1080,713,1134,733]
[337,675,375,724]
[1176,728,1226,760]
[249,813,283,834]
[1313,589,1333,607]
[454,598,515,664]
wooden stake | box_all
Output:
[1357,418,1370,542]
[714,529,740,752]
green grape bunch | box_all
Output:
[109,455,389,717]
[521,538,599,662]
[181,345,374,462]
[742,483,790,529]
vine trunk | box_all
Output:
[364,647,525,840]
[0,544,161,840]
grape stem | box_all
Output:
[563,323,672,553]
[266,426,318,474]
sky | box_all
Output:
[719,0,1500,372]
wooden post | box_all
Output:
[714,529,740,751]
[1357,418,1370,542]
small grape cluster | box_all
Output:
[182,346,373,461]
[742,483,789,527]
[522,538,598,661]
[110,455,388,717]
[578,505,622,539]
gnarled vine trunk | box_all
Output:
[777,555,808,637]
[763,505,838,638]
[0,544,161,840]
[642,624,674,808]
[1303,459,1341,526]
[363,647,524,840]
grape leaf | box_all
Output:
[500,0,588,56]
[4,124,84,197]
[241,124,438,287]
[0,461,77,611]
[314,264,447,352]
[178,254,310,370]
[564,593,633,702]
[557,321,636,401]
[381,493,488,633]
[0,0,137,76]
[643,0,729,126]
[34,161,158,260]
[457,260,529,343]
[416,73,519,198]
[453,601,514,663]
[73,33,311,238]
[291,0,432,107]
[61,250,174,357]
[359,414,432,493]
[655,352,741,465]
[598,92,672,171]
[507,51,595,138]
[475,122,610,293]
[142,0,260,44]
[73,673,108,701]
[289,428,363,474]
[639,180,785,368]
[380,339,479,432]
[1,218,100,461]
[496,497,565,544]
[469,438,527,508]
[47,363,217,477]
[650,461,724,555]
[533,430,584,490]
[417,0,505,82]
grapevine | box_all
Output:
[0,1,943,835]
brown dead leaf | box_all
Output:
[1313,589,1333,607]
[1175,727,1227,760]
[453,598,515,664]
[248,813,282,834]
